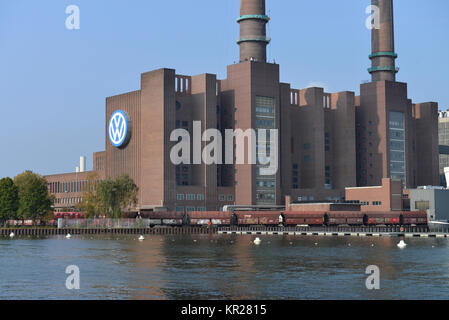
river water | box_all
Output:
[0,234,448,300]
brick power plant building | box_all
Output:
[46,0,439,214]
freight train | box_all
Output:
[137,210,428,227]
[6,210,427,228]
[5,212,86,227]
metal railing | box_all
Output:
[218,225,431,234]
[57,218,151,229]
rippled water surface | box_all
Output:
[1,234,449,300]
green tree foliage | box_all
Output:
[14,171,54,220]
[77,172,102,218]
[0,177,19,223]
[79,174,138,218]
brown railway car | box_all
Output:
[142,211,186,225]
[257,212,282,225]
[401,211,428,226]
[234,211,282,226]
[281,212,326,226]
[324,212,365,226]
[188,211,233,226]
[364,212,401,226]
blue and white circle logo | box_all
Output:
[108,110,131,148]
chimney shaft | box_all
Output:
[237,0,270,63]
[80,156,86,173]
[369,0,398,82]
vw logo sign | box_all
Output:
[108,110,131,148]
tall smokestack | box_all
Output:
[369,0,398,82]
[80,156,86,173]
[237,0,270,63]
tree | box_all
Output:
[14,171,54,220]
[95,175,138,219]
[0,177,19,224]
[77,172,103,218]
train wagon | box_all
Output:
[281,212,326,226]
[401,211,428,226]
[364,212,402,226]
[54,212,85,219]
[234,211,281,226]
[188,212,233,226]
[257,212,283,226]
[324,212,365,226]
[144,212,186,226]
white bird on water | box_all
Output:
[66,233,71,239]
[9,232,14,238]
[138,235,145,241]
[397,240,407,249]
[254,237,262,245]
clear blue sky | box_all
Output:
[1,0,448,179]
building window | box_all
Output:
[324,132,330,152]
[175,206,185,212]
[304,155,312,163]
[389,111,406,186]
[176,194,184,201]
[197,207,206,212]
[186,207,195,213]
[186,194,195,200]
[415,201,430,211]
[372,201,382,206]
[197,194,205,201]
[303,143,311,150]
[219,195,226,201]
[256,106,275,114]
[255,119,275,127]
[292,163,299,189]
[255,96,276,205]
[227,195,234,201]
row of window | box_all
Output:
[256,193,275,201]
[55,197,82,205]
[176,194,234,202]
[255,119,275,127]
[292,163,299,189]
[175,120,189,128]
[48,180,94,194]
[175,206,206,213]
[255,96,276,205]
[177,194,205,201]
[219,194,234,201]
[256,180,275,188]
[256,106,275,114]
[325,132,330,151]
[351,200,382,206]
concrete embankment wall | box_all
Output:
[0,227,217,236]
